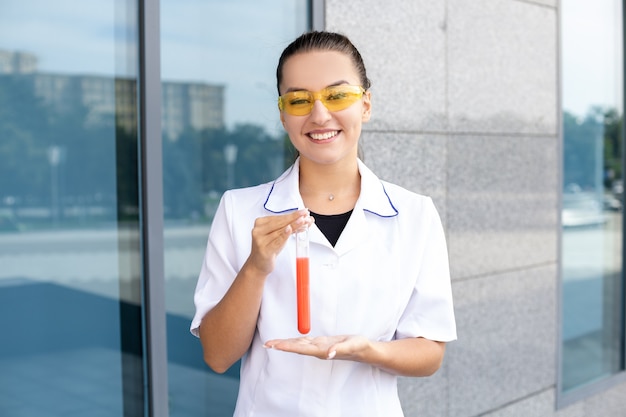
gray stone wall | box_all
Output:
[325,0,626,416]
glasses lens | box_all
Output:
[321,86,363,112]
[280,91,314,116]
[279,85,364,116]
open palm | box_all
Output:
[264,335,370,360]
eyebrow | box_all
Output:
[284,80,350,93]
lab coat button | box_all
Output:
[323,260,337,268]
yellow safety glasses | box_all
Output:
[278,85,365,116]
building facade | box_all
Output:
[0,0,624,416]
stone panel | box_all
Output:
[447,0,558,134]
[398,364,450,416]
[447,134,558,279]
[447,265,557,416]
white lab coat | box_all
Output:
[191,158,456,417]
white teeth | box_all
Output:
[309,131,338,140]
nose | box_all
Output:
[309,99,332,124]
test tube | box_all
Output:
[295,228,310,334]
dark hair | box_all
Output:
[276,31,371,94]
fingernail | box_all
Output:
[327,350,336,360]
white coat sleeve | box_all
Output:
[190,192,239,337]
[395,198,457,342]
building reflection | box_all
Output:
[1,49,225,137]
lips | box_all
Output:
[308,130,339,141]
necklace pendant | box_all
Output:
[328,194,334,201]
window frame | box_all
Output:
[556,0,626,409]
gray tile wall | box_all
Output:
[326,0,625,415]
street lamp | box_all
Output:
[223,143,238,190]
[47,145,62,226]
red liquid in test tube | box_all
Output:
[296,229,310,334]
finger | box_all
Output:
[263,337,294,347]
[273,343,325,358]
[264,336,313,347]
[291,215,314,234]
[262,213,314,251]
[319,340,338,359]
[256,209,309,232]
[287,211,314,233]
[265,337,320,352]
[265,224,297,252]
[263,340,279,349]
[252,214,309,250]
[251,219,295,250]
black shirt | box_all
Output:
[309,210,353,247]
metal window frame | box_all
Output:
[311,0,325,30]
[556,0,626,409]
[138,0,168,416]
[620,0,626,387]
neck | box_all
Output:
[298,157,361,208]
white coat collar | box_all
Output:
[263,157,398,218]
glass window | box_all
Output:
[0,1,144,416]
[159,1,309,415]
[560,0,625,395]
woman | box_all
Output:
[191,31,456,417]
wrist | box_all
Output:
[241,258,271,280]
[356,339,385,366]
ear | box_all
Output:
[279,111,286,127]
[361,90,372,122]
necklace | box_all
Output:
[328,194,335,201]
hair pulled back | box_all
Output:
[276,31,371,95]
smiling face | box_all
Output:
[278,50,371,166]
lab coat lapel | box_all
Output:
[263,159,302,214]
[333,204,370,256]
[308,222,332,249]
[333,160,398,256]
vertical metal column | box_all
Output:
[621,0,626,373]
[311,0,325,31]
[555,0,564,403]
[138,0,169,416]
